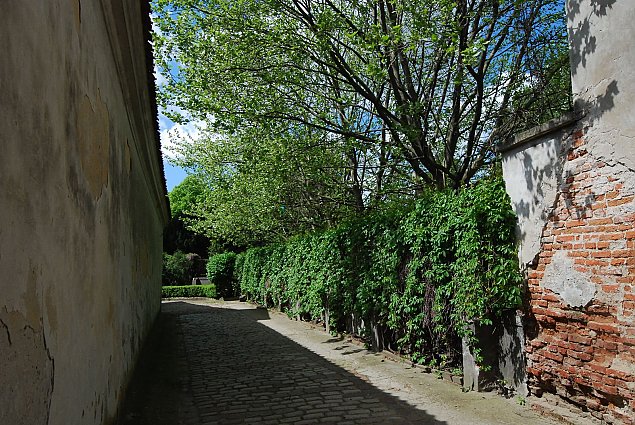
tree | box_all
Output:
[168,174,208,217]
[176,123,360,245]
[164,175,211,255]
[153,0,570,192]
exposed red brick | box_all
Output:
[608,197,634,207]
[541,293,561,302]
[589,218,614,226]
[543,351,564,363]
[612,249,635,258]
[588,321,620,334]
[599,233,625,241]
[602,284,620,293]
[568,334,593,345]
[581,258,609,266]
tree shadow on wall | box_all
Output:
[567,0,616,77]
[510,0,619,240]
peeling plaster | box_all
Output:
[0,310,54,425]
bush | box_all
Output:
[235,177,523,368]
[206,252,238,298]
[161,284,216,298]
[162,250,193,285]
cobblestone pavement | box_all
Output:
[119,300,561,425]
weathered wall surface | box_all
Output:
[502,114,578,268]
[501,1,635,423]
[0,1,168,424]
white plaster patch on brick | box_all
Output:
[502,135,563,267]
[542,250,596,308]
[610,355,635,377]
[589,175,610,196]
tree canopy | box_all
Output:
[153,0,570,244]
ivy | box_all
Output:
[235,178,522,367]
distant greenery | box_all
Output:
[206,252,238,298]
[164,176,211,257]
[162,284,216,298]
[235,178,522,367]
[162,250,193,285]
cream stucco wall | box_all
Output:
[0,1,168,424]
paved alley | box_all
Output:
[118,300,563,425]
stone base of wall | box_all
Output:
[530,393,602,425]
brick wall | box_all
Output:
[524,127,635,424]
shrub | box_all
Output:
[161,284,216,298]
[162,250,193,285]
[206,252,238,298]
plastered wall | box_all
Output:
[0,1,168,424]
[500,1,635,423]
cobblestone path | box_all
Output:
[119,300,562,425]
[119,301,442,424]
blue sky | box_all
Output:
[164,160,187,192]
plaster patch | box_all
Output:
[45,286,58,333]
[502,135,563,266]
[611,355,635,376]
[77,92,110,201]
[542,250,596,307]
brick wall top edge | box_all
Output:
[497,110,583,154]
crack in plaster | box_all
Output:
[0,317,11,346]
[43,319,55,425]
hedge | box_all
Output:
[234,177,522,368]
[206,252,238,298]
[161,284,217,298]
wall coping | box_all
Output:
[497,111,582,154]
[99,0,171,225]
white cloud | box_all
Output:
[160,119,207,161]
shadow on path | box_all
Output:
[118,301,447,425]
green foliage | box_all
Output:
[206,252,238,298]
[173,125,356,246]
[162,250,193,285]
[234,178,522,366]
[161,284,216,298]
[168,175,208,218]
[153,0,570,191]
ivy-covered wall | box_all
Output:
[236,178,523,367]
